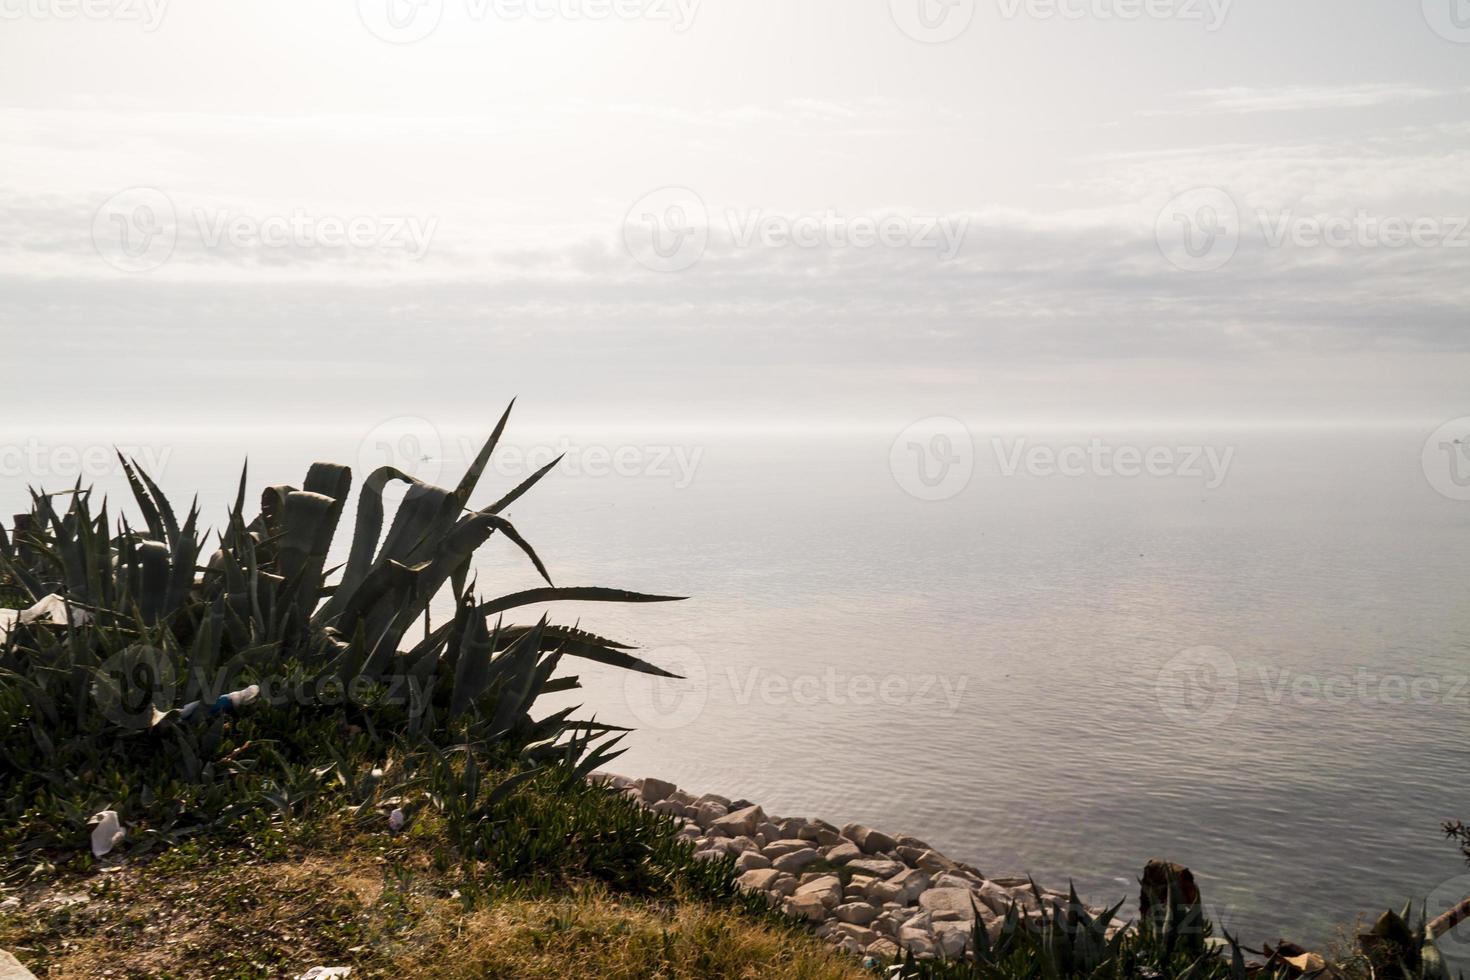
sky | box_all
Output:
[2,0,1468,430]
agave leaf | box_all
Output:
[116,453,165,544]
[453,400,514,508]
[479,587,685,619]
[496,623,679,678]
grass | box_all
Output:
[0,795,868,980]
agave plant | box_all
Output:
[0,402,682,856]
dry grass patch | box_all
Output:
[0,832,867,980]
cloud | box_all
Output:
[1145,84,1470,116]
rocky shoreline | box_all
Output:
[593,773,1121,962]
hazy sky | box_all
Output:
[2,0,1468,428]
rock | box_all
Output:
[847,858,905,879]
[727,835,761,854]
[1139,860,1201,921]
[795,875,843,908]
[842,823,898,854]
[650,800,690,818]
[913,849,959,874]
[891,868,931,903]
[866,937,900,959]
[710,804,765,838]
[843,877,873,900]
[823,841,862,865]
[693,848,724,863]
[694,802,729,830]
[796,819,843,846]
[834,935,863,955]
[769,873,799,897]
[762,839,815,859]
[919,887,979,920]
[735,851,771,872]
[834,923,879,946]
[785,892,829,922]
[0,950,38,980]
[737,868,782,892]
[771,848,823,874]
[976,879,1039,916]
[589,771,632,791]
[833,901,878,925]
[933,921,972,958]
[898,925,936,958]
[695,792,732,808]
[756,821,783,842]
[932,871,981,890]
[896,835,933,851]
[640,777,677,804]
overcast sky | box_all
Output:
[2,0,1468,429]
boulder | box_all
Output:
[735,850,771,872]
[796,819,843,846]
[823,841,862,865]
[833,901,878,925]
[847,858,905,879]
[891,868,931,903]
[737,868,782,892]
[694,802,729,830]
[913,849,959,874]
[933,921,972,958]
[650,800,690,819]
[695,792,732,808]
[710,804,765,838]
[762,839,815,859]
[769,873,799,897]
[795,875,843,908]
[640,777,677,804]
[867,937,900,959]
[0,951,38,980]
[834,923,879,946]
[785,892,829,922]
[842,823,898,855]
[919,888,979,920]
[771,848,823,874]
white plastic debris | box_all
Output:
[388,808,405,832]
[0,594,91,641]
[210,684,260,716]
[89,810,124,857]
[297,968,351,980]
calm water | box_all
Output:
[5,422,1469,960]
